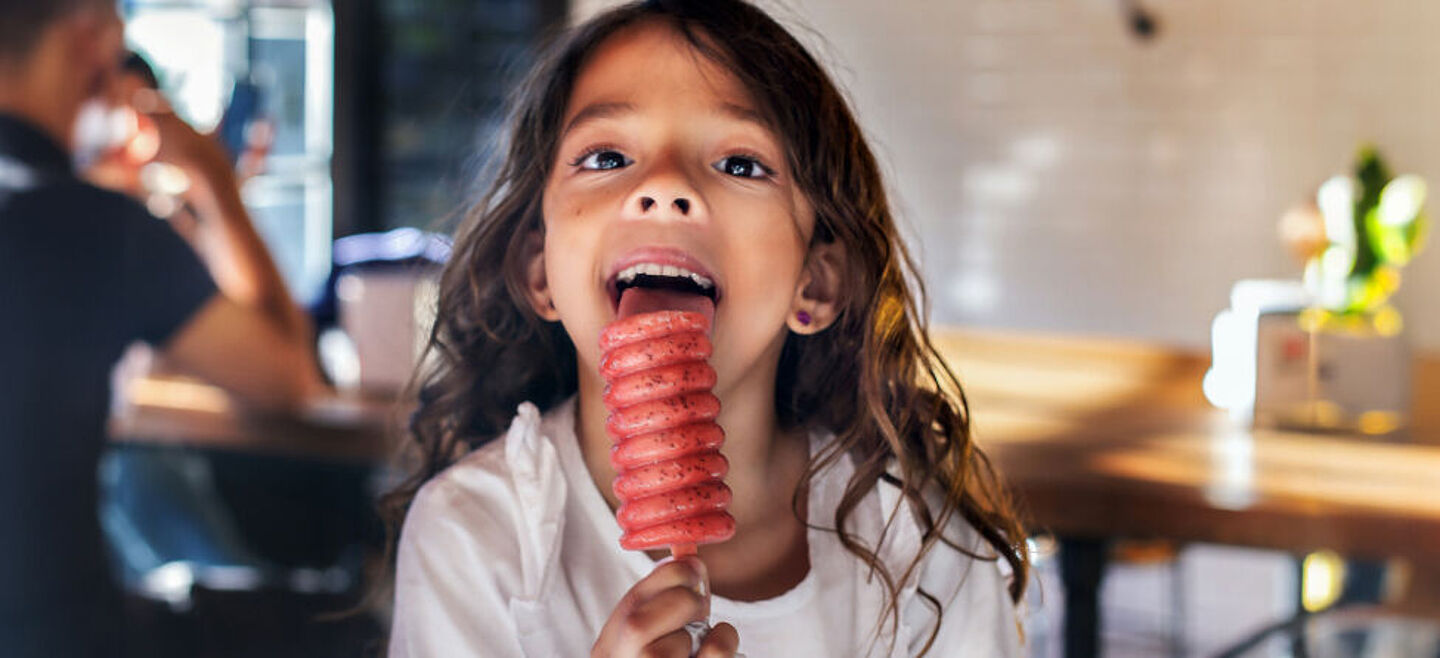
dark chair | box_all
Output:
[1215,605,1440,658]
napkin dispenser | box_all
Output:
[318,229,449,394]
[1205,280,1410,433]
[333,268,439,393]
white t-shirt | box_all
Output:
[389,398,1022,657]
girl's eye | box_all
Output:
[573,149,631,171]
[713,155,772,179]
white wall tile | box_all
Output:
[572,0,1440,349]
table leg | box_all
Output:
[1060,537,1109,658]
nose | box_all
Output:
[626,157,704,221]
[638,196,691,215]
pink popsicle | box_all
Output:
[600,309,735,555]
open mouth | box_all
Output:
[616,264,716,300]
[607,262,721,317]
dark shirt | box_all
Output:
[0,114,216,656]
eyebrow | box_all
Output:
[717,102,766,126]
[561,100,771,138]
[562,101,634,138]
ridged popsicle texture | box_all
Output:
[599,310,735,553]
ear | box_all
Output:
[786,241,845,335]
[520,230,560,322]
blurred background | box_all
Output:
[65,0,1440,656]
[674,0,1440,350]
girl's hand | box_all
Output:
[592,557,741,657]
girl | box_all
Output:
[385,1,1028,656]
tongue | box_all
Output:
[617,288,716,327]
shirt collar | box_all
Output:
[0,113,74,180]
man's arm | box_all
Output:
[161,295,326,412]
[141,98,312,347]
[126,93,326,410]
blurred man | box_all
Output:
[0,1,326,655]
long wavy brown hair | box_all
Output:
[382,0,1028,652]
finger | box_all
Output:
[638,628,694,658]
[616,557,707,616]
[594,558,707,655]
[696,622,739,658]
[618,585,708,652]
[125,114,160,164]
[130,88,172,115]
[629,585,708,628]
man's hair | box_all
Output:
[0,0,112,63]
[122,51,160,89]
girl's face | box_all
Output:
[538,20,818,398]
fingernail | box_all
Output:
[683,556,708,598]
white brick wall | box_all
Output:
[574,0,1440,350]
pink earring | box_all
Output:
[796,310,812,326]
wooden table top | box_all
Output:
[932,328,1440,568]
[108,374,404,463]
[112,328,1440,570]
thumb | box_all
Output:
[124,113,160,164]
[129,87,172,116]
[695,622,739,657]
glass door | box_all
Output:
[123,0,335,304]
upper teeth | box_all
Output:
[616,263,714,290]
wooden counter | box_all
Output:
[108,374,403,463]
[933,328,1440,656]
[112,330,1440,562]
[932,328,1440,566]
[111,328,1440,653]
